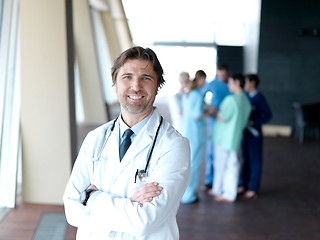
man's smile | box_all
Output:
[128,95,144,100]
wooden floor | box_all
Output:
[0,204,76,240]
[0,136,319,240]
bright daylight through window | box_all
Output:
[0,0,20,214]
[121,0,260,96]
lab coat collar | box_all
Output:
[120,107,162,163]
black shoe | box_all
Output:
[181,196,199,204]
[188,197,199,204]
[200,184,212,191]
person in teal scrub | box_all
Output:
[209,74,252,203]
[181,70,209,203]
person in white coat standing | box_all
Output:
[63,46,191,240]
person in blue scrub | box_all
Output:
[238,74,272,200]
[181,70,209,203]
[201,64,230,191]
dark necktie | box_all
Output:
[119,129,134,161]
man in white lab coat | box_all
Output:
[63,46,191,240]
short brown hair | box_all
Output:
[245,74,260,88]
[111,46,165,89]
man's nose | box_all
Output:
[131,78,143,90]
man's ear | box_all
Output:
[113,82,118,93]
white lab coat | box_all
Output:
[63,108,190,240]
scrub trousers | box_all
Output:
[213,144,240,201]
[239,132,263,193]
[204,120,215,186]
[181,142,205,203]
[204,139,214,186]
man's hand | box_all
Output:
[131,182,163,205]
[86,184,98,197]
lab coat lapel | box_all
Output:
[103,119,121,165]
[113,109,161,181]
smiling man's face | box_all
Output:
[114,59,158,125]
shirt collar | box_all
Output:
[249,90,259,98]
[119,107,154,139]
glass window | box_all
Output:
[121,0,258,98]
[90,8,117,105]
[0,0,4,34]
[149,45,217,97]
[122,0,252,46]
[89,5,121,120]
[0,0,20,210]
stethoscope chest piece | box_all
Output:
[138,170,147,182]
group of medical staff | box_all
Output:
[177,65,272,204]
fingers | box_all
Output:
[143,182,163,199]
[143,182,163,194]
[139,188,161,200]
[131,182,163,204]
[87,184,98,190]
[139,197,154,205]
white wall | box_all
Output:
[20,0,72,204]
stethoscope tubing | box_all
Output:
[95,115,163,174]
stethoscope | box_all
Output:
[95,115,163,183]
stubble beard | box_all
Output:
[120,92,156,116]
